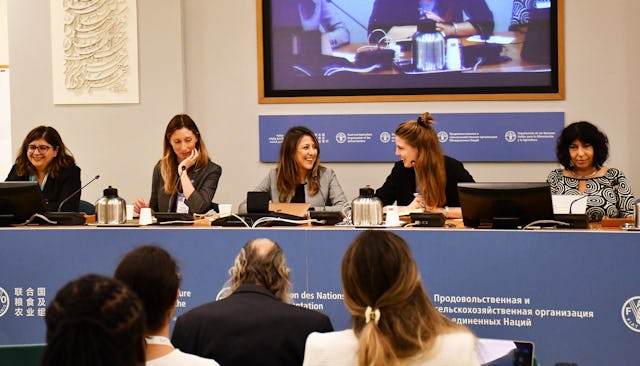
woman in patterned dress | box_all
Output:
[547,121,635,221]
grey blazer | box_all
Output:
[239,166,347,213]
[149,160,222,214]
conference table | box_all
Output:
[332,31,549,75]
[1,224,638,365]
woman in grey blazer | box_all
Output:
[134,114,222,214]
[239,126,347,213]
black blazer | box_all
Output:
[375,156,474,207]
[6,164,81,212]
[171,284,333,366]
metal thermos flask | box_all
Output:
[412,19,445,71]
[95,186,126,224]
[351,187,383,226]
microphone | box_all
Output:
[58,174,100,212]
[569,195,588,214]
[42,174,99,225]
[410,160,427,212]
[167,166,186,212]
[319,184,327,212]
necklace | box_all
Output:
[570,168,599,180]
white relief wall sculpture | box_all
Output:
[50,0,139,104]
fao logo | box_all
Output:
[336,132,347,144]
[0,287,9,318]
[504,130,517,143]
[437,131,449,143]
[622,296,640,333]
[379,132,391,143]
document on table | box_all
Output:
[552,195,587,214]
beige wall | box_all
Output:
[7,0,185,203]
[628,2,640,192]
[0,0,7,64]
[6,0,639,209]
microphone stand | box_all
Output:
[167,166,186,213]
[44,174,100,225]
[554,195,588,229]
[411,161,426,212]
[569,195,587,214]
[58,174,100,212]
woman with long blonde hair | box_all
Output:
[303,230,479,366]
[134,114,222,214]
[375,112,474,219]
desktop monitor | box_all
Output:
[0,182,47,225]
[458,182,554,229]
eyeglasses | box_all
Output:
[27,145,53,153]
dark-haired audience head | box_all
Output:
[15,125,75,177]
[42,274,145,366]
[114,245,181,334]
[556,121,609,170]
[342,230,460,366]
[229,238,291,303]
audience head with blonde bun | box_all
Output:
[341,230,469,366]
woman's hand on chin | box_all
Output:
[178,149,199,174]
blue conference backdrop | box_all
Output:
[259,112,564,162]
[1,227,639,366]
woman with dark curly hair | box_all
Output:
[547,121,635,221]
[41,274,146,366]
[5,125,81,212]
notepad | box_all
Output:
[269,202,310,218]
[552,195,587,214]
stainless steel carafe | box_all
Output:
[95,186,126,224]
[351,187,383,226]
[412,19,445,71]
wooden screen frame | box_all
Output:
[257,0,565,104]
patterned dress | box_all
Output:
[546,168,636,221]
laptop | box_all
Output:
[0,182,47,225]
[521,6,551,64]
[0,344,46,366]
[477,338,534,366]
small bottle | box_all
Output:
[445,37,463,70]
[634,199,640,228]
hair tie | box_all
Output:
[417,116,425,127]
[365,306,381,325]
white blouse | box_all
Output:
[302,329,480,366]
